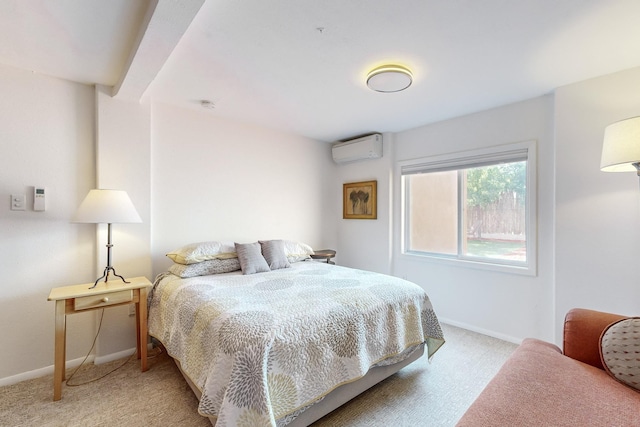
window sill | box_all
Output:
[398,251,537,277]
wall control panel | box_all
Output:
[10,194,26,211]
[34,187,46,211]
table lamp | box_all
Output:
[601,116,640,180]
[73,189,142,289]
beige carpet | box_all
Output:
[0,324,517,427]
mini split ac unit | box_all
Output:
[331,133,383,164]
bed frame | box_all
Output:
[175,344,425,426]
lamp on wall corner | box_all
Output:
[73,189,142,289]
[601,116,640,182]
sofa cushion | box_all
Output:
[600,317,640,392]
[456,338,640,426]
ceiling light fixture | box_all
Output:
[366,65,413,93]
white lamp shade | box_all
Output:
[600,116,640,172]
[73,189,142,224]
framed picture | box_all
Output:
[343,180,377,219]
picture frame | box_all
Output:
[343,180,377,219]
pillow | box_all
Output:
[166,241,236,265]
[600,317,640,391]
[169,258,241,278]
[235,242,270,275]
[166,239,314,265]
[259,240,291,270]
[283,240,314,262]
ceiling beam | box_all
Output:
[112,0,205,101]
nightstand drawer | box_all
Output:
[74,290,133,310]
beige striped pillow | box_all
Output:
[600,317,640,391]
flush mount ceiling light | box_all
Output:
[366,65,413,93]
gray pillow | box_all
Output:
[235,242,271,275]
[259,240,291,270]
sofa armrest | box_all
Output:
[563,308,627,370]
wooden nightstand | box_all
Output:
[47,276,152,401]
[310,249,336,264]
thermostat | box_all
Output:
[34,187,46,211]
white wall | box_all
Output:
[150,102,336,275]
[554,67,640,339]
[0,64,97,382]
[93,86,152,362]
[333,133,395,274]
[392,96,555,343]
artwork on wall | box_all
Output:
[343,180,377,219]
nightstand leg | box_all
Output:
[137,288,148,372]
[53,300,66,401]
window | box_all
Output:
[400,141,536,274]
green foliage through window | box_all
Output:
[466,161,526,208]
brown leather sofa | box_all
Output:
[456,309,640,426]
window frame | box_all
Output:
[398,140,537,276]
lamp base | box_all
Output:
[89,266,130,289]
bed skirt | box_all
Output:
[173,344,425,426]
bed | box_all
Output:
[148,240,444,426]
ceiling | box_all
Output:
[1,0,640,142]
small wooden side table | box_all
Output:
[47,276,152,401]
[310,249,336,264]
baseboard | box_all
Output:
[94,347,137,365]
[0,355,94,387]
[439,317,523,345]
[0,343,153,387]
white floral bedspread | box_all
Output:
[148,261,444,426]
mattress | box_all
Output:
[148,261,444,426]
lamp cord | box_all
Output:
[65,309,135,387]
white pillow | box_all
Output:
[283,240,314,262]
[166,241,236,265]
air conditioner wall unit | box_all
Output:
[332,133,383,164]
